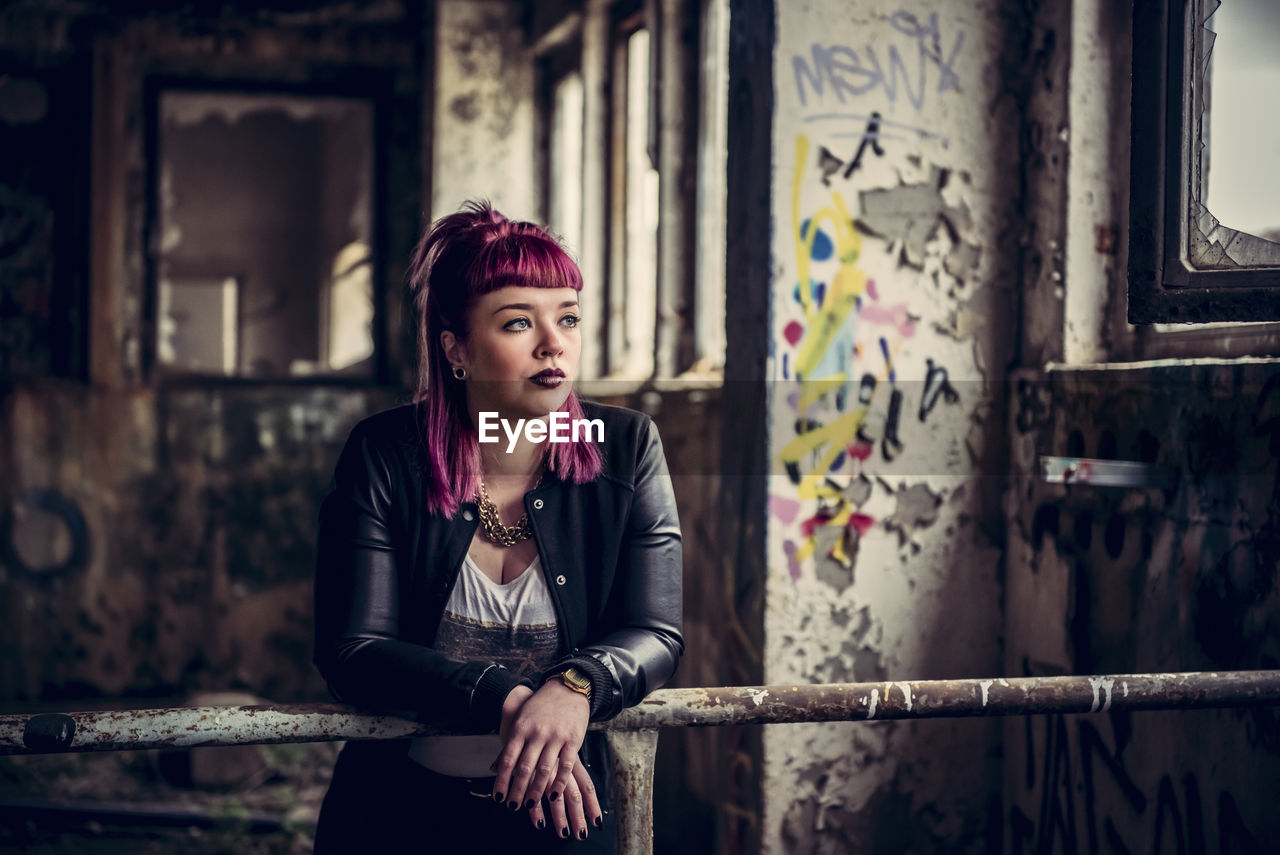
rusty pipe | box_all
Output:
[2,671,1277,757]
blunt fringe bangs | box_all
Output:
[407,200,602,516]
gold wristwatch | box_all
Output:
[551,666,592,702]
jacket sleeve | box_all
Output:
[547,417,685,721]
[313,420,529,733]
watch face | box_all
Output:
[560,669,590,693]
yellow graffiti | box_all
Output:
[780,134,874,477]
[789,135,868,383]
[779,407,866,482]
[779,134,893,574]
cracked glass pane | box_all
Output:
[1191,0,1280,268]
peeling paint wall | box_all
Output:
[0,2,425,705]
[0,384,397,701]
[765,2,1013,851]
[1005,362,1280,852]
[431,0,536,220]
[1007,0,1280,845]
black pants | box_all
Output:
[314,740,617,855]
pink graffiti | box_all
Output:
[848,440,874,461]
[783,320,805,346]
[770,494,802,524]
[799,509,875,541]
[866,279,879,300]
[783,539,802,580]
[848,513,875,536]
[800,511,834,539]
[859,302,916,337]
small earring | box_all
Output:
[453,365,467,380]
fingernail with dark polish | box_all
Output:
[524,799,535,810]
[493,792,504,803]
[508,801,519,811]
[579,829,587,840]
[537,819,546,830]
[594,816,603,828]
[549,791,559,802]
[561,827,570,839]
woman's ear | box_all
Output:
[440,329,466,372]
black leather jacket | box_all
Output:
[313,400,684,734]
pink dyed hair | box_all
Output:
[407,200,603,516]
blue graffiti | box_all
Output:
[793,11,965,111]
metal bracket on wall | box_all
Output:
[1040,456,1173,488]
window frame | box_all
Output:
[608,9,660,380]
[532,0,725,387]
[1129,0,1280,324]
[142,73,392,386]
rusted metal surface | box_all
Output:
[604,729,659,854]
[608,670,1280,730]
[3,671,1278,756]
[0,703,435,756]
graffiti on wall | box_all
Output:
[1010,712,1262,855]
[773,9,971,583]
[1009,366,1280,854]
[0,487,89,579]
[792,11,965,111]
[791,10,966,176]
[773,133,964,581]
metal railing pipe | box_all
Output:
[3,671,1278,855]
[3,671,1278,756]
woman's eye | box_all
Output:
[504,318,530,331]
[561,315,581,328]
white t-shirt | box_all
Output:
[408,552,561,777]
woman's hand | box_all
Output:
[492,680,591,816]
[525,757,603,840]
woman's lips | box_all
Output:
[529,370,565,388]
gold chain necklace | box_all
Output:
[475,470,544,547]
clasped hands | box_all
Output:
[492,680,602,840]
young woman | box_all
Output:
[312,201,683,852]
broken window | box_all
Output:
[151,89,377,379]
[1191,0,1280,268]
[1129,0,1280,323]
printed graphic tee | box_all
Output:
[408,552,562,777]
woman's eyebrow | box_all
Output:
[492,300,579,314]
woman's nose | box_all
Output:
[538,329,565,357]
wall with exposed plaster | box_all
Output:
[431,0,537,220]
[765,2,1012,851]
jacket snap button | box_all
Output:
[462,509,474,521]
[555,574,567,586]
[533,499,544,510]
